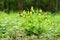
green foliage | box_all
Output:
[0,10,60,40]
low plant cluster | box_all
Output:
[0,9,60,40]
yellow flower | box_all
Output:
[45,15,48,17]
[44,14,48,20]
[30,6,34,14]
[20,13,26,17]
[20,13,23,17]
[51,22,55,26]
[29,11,32,15]
[39,10,42,13]
[45,13,48,17]
[38,13,41,16]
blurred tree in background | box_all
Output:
[0,0,59,12]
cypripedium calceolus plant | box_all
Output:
[38,10,42,19]
[29,11,32,15]
[44,13,48,20]
[29,6,34,15]
[38,13,41,16]
[30,6,34,13]
[51,22,55,26]
[19,13,26,17]
[19,12,23,17]
[1,7,60,40]
[38,11,42,16]
[39,9,42,13]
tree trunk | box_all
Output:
[3,0,10,13]
[55,0,58,12]
[18,0,24,11]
